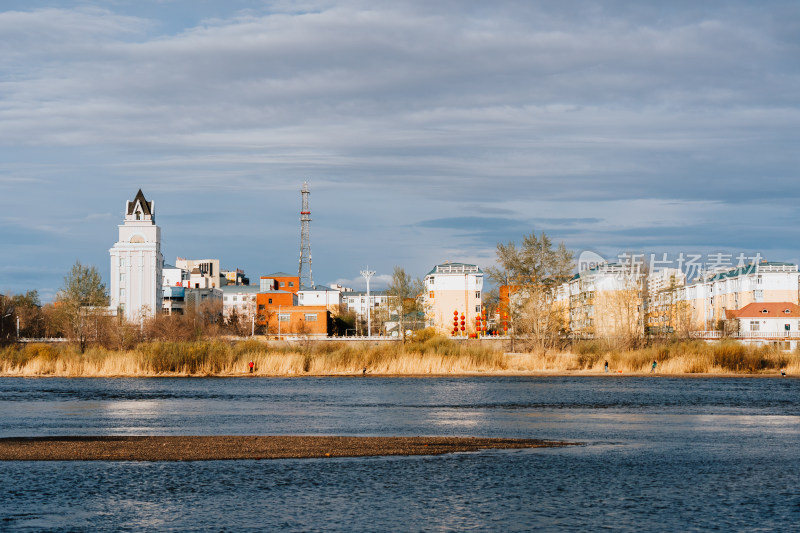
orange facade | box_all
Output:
[267,274,300,294]
[264,305,330,337]
[256,291,296,324]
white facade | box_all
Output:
[109,189,163,322]
[175,258,221,288]
[423,262,483,334]
[677,262,799,329]
[222,285,259,318]
[298,285,342,310]
[343,290,391,317]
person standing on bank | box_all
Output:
[651,360,657,373]
[249,361,254,374]
[604,361,609,373]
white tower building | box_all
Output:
[109,189,163,321]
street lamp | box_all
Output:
[360,268,375,337]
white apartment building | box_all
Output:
[109,189,163,322]
[423,262,483,335]
[678,262,799,330]
[343,290,391,317]
[221,285,259,318]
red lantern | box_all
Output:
[454,310,459,316]
[460,326,465,331]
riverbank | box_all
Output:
[0,436,573,461]
[1,338,797,376]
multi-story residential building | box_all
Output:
[565,263,643,339]
[423,262,483,335]
[342,290,390,317]
[678,262,799,330]
[109,189,163,322]
[221,285,259,319]
[645,268,686,335]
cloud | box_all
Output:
[1,1,800,295]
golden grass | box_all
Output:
[1,337,797,377]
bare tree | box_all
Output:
[385,266,425,341]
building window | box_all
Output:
[224,296,229,301]
[120,257,126,267]
[475,291,481,299]
[258,304,265,310]
[429,277,434,284]
[233,296,238,301]
[280,282,285,287]
[304,314,317,322]
[278,313,290,322]
[289,282,294,287]
[475,305,481,313]
[120,289,125,299]
[750,321,760,332]
[268,298,273,304]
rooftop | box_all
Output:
[427,262,482,276]
[726,302,800,319]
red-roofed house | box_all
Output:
[725,302,800,348]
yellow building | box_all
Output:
[423,262,483,335]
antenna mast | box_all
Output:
[298,181,313,287]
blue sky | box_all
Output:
[2,1,800,301]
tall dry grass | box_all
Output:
[1,337,797,377]
[0,336,507,377]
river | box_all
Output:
[1,376,798,531]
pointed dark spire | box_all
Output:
[127,189,153,216]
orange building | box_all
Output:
[263,272,301,294]
[262,305,330,338]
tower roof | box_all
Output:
[127,189,153,216]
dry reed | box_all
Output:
[0,337,797,377]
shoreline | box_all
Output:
[0,370,792,378]
[0,436,575,461]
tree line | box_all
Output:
[1,261,429,350]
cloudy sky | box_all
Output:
[2,1,799,300]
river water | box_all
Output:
[1,376,798,531]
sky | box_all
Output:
[2,1,800,301]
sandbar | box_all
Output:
[0,435,575,461]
